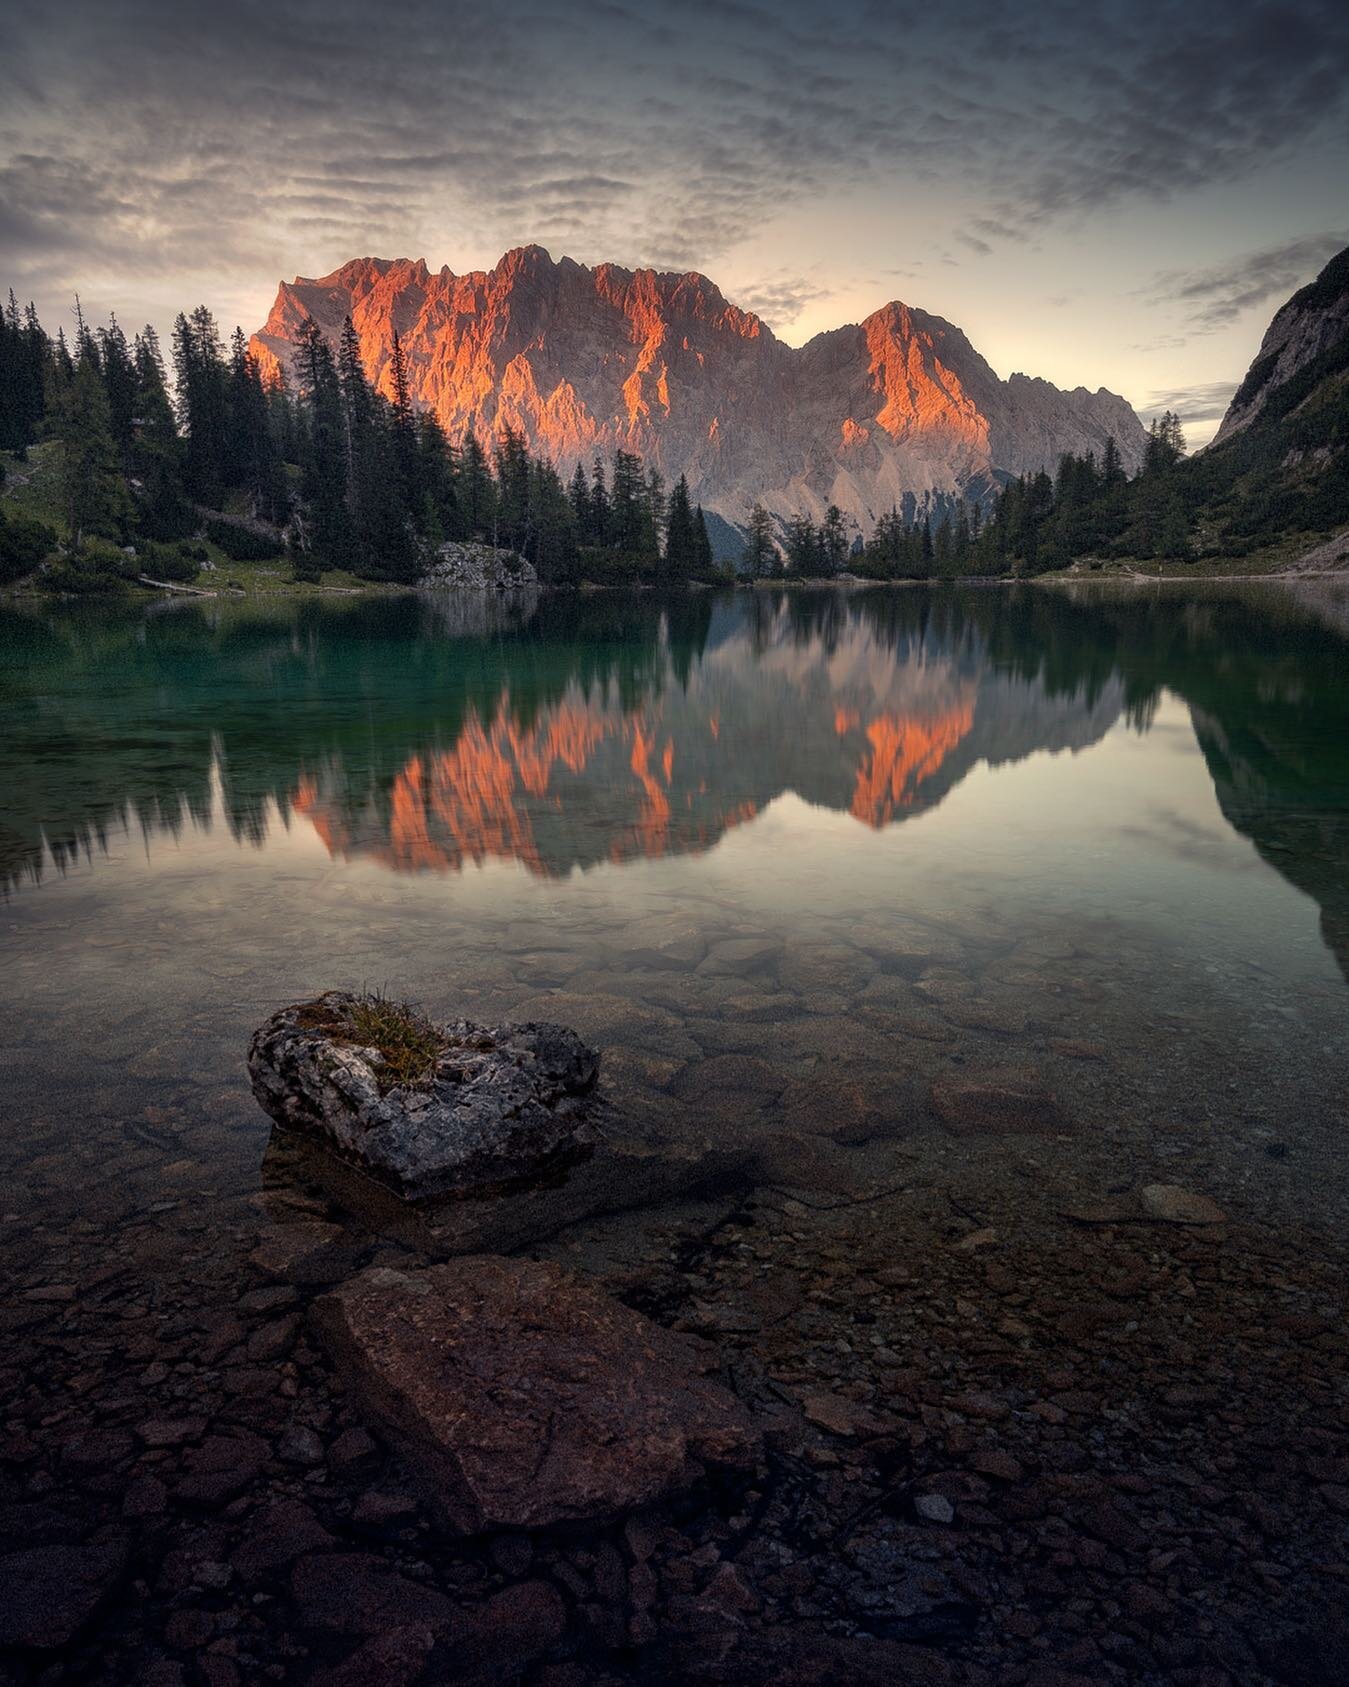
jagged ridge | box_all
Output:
[1215,245,1349,442]
[251,246,1146,533]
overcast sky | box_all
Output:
[3,0,1347,444]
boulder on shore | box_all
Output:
[311,1257,761,1531]
[247,993,606,1203]
[420,541,537,590]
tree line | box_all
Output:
[0,294,719,589]
[738,415,1192,582]
[16,280,1309,589]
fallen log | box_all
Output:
[137,574,217,597]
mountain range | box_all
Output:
[250,247,1147,535]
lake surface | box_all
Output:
[2,581,1348,1245]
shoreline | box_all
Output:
[5,566,1348,607]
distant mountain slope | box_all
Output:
[1215,246,1349,443]
[1173,245,1349,563]
[250,246,1146,535]
[1026,244,1349,572]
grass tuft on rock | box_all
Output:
[341,991,448,1090]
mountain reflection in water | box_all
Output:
[2,582,1347,980]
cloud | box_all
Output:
[732,273,831,327]
[1150,232,1349,329]
[0,0,1346,340]
[1142,382,1239,424]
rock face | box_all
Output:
[247,993,605,1202]
[421,541,537,590]
[311,1258,761,1531]
[1215,245,1349,442]
[251,246,1146,533]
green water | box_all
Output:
[1,582,1347,1237]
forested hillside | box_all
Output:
[3,248,1346,592]
[0,299,718,591]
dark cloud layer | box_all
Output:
[1,0,1347,331]
[1152,232,1349,329]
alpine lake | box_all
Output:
[2,580,1348,1682]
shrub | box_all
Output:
[0,509,57,585]
[205,517,282,561]
[44,539,136,594]
[139,541,200,583]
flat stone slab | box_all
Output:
[1139,1184,1228,1225]
[930,1066,1068,1135]
[311,1257,761,1532]
[248,993,606,1203]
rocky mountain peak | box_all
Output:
[251,247,1147,530]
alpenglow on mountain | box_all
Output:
[251,245,1147,534]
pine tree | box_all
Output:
[331,318,414,580]
[225,327,286,521]
[643,467,666,564]
[934,514,953,573]
[1143,410,1186,476]
[98,316,138,457]
[663,473,697,581]
[527,457,580,584]
[493,426,532,551]
[387,329,420,511]
[784,513,818,575]
[692,505,714,575]
[336,316,370,519]
[568,460,591,541]
[0,292,39,451]
[52,327,73,383]
[49,339,129,549]
[294,319,347,569]
[745,503,777,577]
[416,411,460,540]
[459,430,495,536]
[589,457,611,547]
[171,306,229,505]
[610,451,646,554]
[820,505,847,576]
[130,325,192,540]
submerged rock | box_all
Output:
[1139,1183,1228,1225]
[930,1066,1068,1135]
[248,993,606,1203]
[311,1257,761,1532]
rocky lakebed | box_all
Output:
[1,950,1347,1687]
